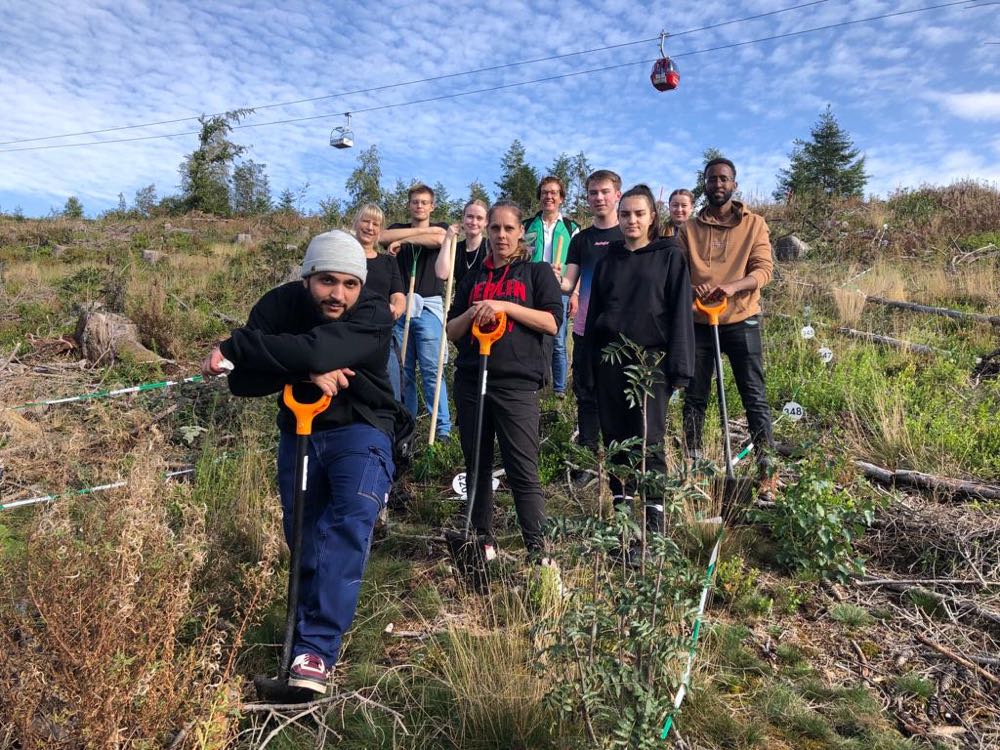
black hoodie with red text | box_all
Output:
[584,237,695,389]
[447,256,563,390]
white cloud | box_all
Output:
[931,92,1000,122]
[0,0,997,215]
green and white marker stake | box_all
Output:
[662,442,752,741]
[11,375,208,411]
[0,469,194,511]
[661,534,722,742]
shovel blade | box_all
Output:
[444,529,493,593]
[721,476,755,520]
[253,674,317,703]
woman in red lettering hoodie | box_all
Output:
[446,200,563,562]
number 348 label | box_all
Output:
[782,401,805,421]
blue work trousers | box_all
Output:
[277,423,394,666]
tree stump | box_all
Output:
[75,307,164,364]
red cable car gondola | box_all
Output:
[650,31,680,92]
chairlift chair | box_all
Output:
[330,113,354,149]
[650,31,680,92]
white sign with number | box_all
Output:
[818,347,833,363]
[782,401,805,422]
[800,325,815,340]
[452,472,502,500]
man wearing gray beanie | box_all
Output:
[201,230,408,697]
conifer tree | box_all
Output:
[774,106,867,201]
[495,140,539,213]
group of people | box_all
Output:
[201,157,777,695]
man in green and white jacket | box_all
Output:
[523,176,580,397]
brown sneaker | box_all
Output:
[757,473,781,501]
[288,653,329,694]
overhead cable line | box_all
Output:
[0,0,830,147]
[0,0,983,155]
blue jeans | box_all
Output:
[552,294,570,393]
[277,423,394,666]
[387,335,402,401]
[394,311,451,437]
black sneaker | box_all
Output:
[387,481,412,512]
[569,468,596,490]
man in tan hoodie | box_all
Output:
[679,158,777,494]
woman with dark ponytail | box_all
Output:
[585,184,695,535]
[446,200,563,563]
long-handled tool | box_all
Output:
[444,311,507,592]
[694,297,753,518]
[254,384,331,702]
[399,252,419,375]
[429,234,458,444]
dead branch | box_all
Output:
[865,296,1000,327]
[915,633,1000,687]
[835,327,940,355]
[857,577,996,588]
[860,579,1000,633]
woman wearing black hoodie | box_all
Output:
[446,200,563,560]
[585,184,695,533]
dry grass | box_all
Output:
[842,388,960,477]
[831,287,867,325]
[126,272,182,357]
[1,393,181,496]
[912,267,952,302]
[959,265,1000,307]
[0,451,240,748]
[865,200,889,232]
[855,262,907,301]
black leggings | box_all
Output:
[594,347,670,530]
[454,378,546,555]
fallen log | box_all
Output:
[866,296,1000,327]
[835,327,939,355]
[854,460,1000,501]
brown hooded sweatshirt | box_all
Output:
[680,200,773,325]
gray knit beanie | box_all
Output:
[300,230,367,283]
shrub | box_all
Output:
[543,511,701,749]
[757,460,875,582]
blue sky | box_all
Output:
[1,0,998,217]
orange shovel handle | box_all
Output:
[282,384,332,436]
[472,310,508,356]
[694,296,728,326]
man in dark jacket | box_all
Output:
[201,230,396,695]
